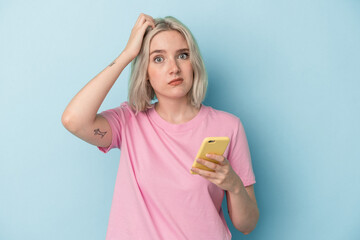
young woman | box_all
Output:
[62,13,259,239]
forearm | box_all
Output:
[62,50,134,128]
[227,179,259,234]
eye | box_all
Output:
[178,52,189,60]
[154,56,163,63]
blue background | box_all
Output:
[1,0,359,239]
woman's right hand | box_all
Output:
[123,13,156,60]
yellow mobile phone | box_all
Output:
[190,137,230,175]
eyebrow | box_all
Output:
[150,48,189,56]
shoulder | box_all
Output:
[100,101,136,120]
[206,105,242,126]
[119,101,153,119]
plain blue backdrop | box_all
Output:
[1,0,359,239]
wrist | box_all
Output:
[230,177,245,195]
[120,49,137,61]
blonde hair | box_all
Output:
[128,16,208,114]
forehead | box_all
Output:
[149,30,188,51]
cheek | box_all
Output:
[184,61,193,73]
[147,65,164,79]
[185,65,194,79]
[147,66,153,78]
[147,67,162,88]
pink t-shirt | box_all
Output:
[98,101,255,240]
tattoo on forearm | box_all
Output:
[108,61,116,67]
[94,128,107,138]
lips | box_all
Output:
[169,78,183,85]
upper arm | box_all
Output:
[63,114,112,148]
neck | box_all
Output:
[154,98,201,124]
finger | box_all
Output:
[144,18,156,29]
[143,13,155,22]
[135,13,146,26]
[139,19,154,33]
[137,17,154,31]
[137,14,155,28]
[142,14,156,28]
[192,167,216,178]
[197,158,220,171]
[206,154,226,165]
[136,14,152,28]
[141,14,155,21]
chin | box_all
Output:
[161,91,190,100]
[156,85,192,100]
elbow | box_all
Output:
[242,230,253,235]
[61,113,72,128]
[237,228,254,235]
[61,113,78,133]
[236,209,259,235]
[237,226,255,235]
[61,113,70,128]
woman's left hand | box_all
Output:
[191,154,243,193]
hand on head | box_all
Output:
[123,13,156,60]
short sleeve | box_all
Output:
[227,118,256,187]
[97,102,130,153]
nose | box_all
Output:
[168,57,181,74]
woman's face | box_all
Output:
[147,30,193,103]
